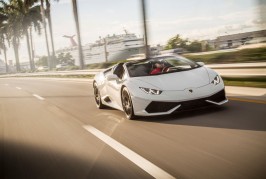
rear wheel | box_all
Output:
[93,82,105,109]
[121,87,135,120]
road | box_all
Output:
[0,78,266,179]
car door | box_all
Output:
[106,64,126,110]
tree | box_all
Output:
[56,52,74,65]
[20,0,42,71]
[1,0,42,72]
[186,41,202,52]
[41,0,83,69]
[1,0,22,72]
[27,2,42,66]
[164,34,188,50]
[40,0,51,70]
[205,43,213,51]
[35,55,48,66]
[0,6,9,73]
[71,0,84,69]
[44,0,57,68]
[165,34,214,53]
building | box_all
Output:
[209,30,266,49]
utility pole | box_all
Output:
[141,0,149,58]
[72,0,84,69]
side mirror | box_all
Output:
[106,74,119,81]
[197,62,205,66]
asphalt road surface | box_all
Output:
[0,78,265,179]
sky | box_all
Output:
[1,0,266,63]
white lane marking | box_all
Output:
[32,94,45,100]
[83,125,175,179]
[16,87,22,90]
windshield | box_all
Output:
[126,55,201,77]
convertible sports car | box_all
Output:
[93,54,228,119]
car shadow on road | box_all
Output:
[0,140,147,179]
[135,98,266,132]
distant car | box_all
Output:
[37,66,49,71]
[56,64,68,70]
[93,54,228,119]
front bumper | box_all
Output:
[132,88,228,116]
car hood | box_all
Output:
[134,67,210,90]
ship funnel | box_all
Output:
[63,35,78,47]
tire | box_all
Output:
[93,82,105,109]
[121,87,135,120]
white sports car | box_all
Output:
[93,54,228,119]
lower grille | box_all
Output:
[145,102,178,113]
[145,89,226,113]
[208,89,226,103]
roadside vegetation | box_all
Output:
[0,0,83,72]
[35,52,79,71]
[164,34,213,52]
[184,47,266,64]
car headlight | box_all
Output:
[139,87,162,95]
[211,75,221,85]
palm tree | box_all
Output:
[40,0,51,69]
[0,9,9,73]
[13,0,42,71]
[71,0,84,69]
[40,0,84,69]
[1,0,42,72]
[1,0,22,72]
[45,0,56,68]
[26,2,42,69]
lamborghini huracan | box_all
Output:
[93,54,228,119]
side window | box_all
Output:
[113,63,125,79]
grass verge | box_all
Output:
[224,80,266,88]
[223,76,266,88]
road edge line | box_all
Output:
[32,94,45,101]
[83,125,175,179]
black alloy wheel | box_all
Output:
[121,87,135,119]
[93,83,104,109]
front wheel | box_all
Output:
[121,87,135,120]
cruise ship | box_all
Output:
[57,31,145,65]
